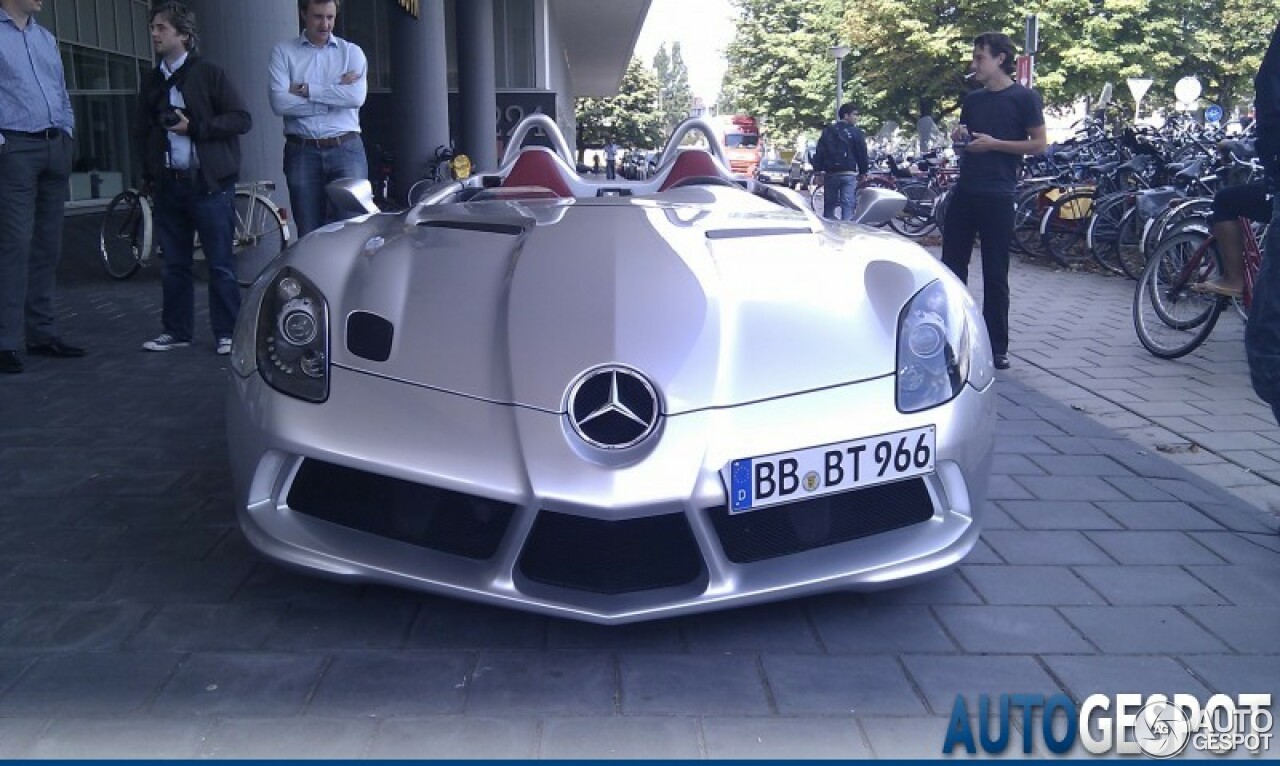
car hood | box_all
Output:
[282,188,943,415]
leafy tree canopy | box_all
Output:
[575,57,666,152]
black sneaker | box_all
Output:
[993,354,1011,370]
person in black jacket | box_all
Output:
[1245,22,1280,424]
[812,103,869,220]
[135,1,251,355]
[941,32,1046,371]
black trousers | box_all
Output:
[940,187,1015,356]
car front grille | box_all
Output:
[708,478,935,563]
[518,510,706,594]
[287,459,515,560]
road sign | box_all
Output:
[1205,104,1223,123]
[1127,78,1154,122]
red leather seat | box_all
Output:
[658,150,727,191]
[501,149,573,197]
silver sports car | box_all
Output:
[226,115,996,624]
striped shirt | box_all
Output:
[0,7,74,146]
[268,33,366,140]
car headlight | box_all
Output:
[237,267,329,402]
[896,279,992,413]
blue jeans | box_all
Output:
[1245,192,1280,425]
[823,173,858,220]
[284,137,369,238]
[153,176,241,342]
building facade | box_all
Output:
[35,0,647,212]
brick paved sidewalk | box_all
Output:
[0,267,1275,759]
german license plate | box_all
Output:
[724,425,935,514]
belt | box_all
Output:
[163,168,200,181]
[1,127,63,140]
[285,131,360,148]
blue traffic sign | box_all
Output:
[1205,104,1224,123]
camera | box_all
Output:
[161,111,181,128]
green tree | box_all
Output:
[719,0,850,147]
[666,43,695,130]
[575,57,666,154]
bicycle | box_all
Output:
[1132,216,1263,358]
[99,180,291,287]
[406,145,472,207]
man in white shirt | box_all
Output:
[268,0,367,237]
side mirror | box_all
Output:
[326,178,378,217]
[851,187,907,227]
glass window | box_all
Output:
[495,0,534,89]
[69,93,140,200]
[108,53,134,91]
[74,48,110,91]
[60,43,77,90]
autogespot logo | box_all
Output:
[566,365,660,450]
[942,693,1273,757]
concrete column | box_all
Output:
[183,0,297,207]
[390,0,451,201]
[457,0,498,171]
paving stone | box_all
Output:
[88,525,226,561]
[901,656,1063,715]
[1043,655,1210,701]
[230,561,365,604]
[619,654,768,715]
[106,560,256,603]
[992,436,1058,455]
[1193,534,1280,565]
[0,718,49,759]
[986,475,1035,500]
[367,716,538,759]
[1014,477,1130,502]
[982,531,1113,565]
[308,652,470,716]
[996,501,1121,531]
[0,603,152,651]
[263,598,418,651]
[679,602,819,653]
[960,566,1105,606]
[125,603,283,651]
[997,419,1068,437]
[860,569,983,605]
[0,526,104,562]
[200,718,378,759]
[763,654,926,715]
[980,504,1021,530]
[468,651,616,715]
[704,716,870,759]
[1072,566,1230,606]
[963,538,1004,564]
[28,718,210,759]
[934,606,1092,654]
[546,618,685,652]
[806,598,955,653]
[857,716,958,759]
[0,560,132,602]
[1082,531,1227,565]
[992,454,1047,475]
[150,652,326,716]
[1102,476,1179,502]
[1107,452,1203,481]
[406,598,548,651]
[1181,656,1280,698]
[1182,607,1280,655]
[1188,501,1279,535]
[1060,607,1227,654]
[1186,565,1280,607]
[1095,501,1226,531]
[540,716,702,759]
[0,652,181,715]
[1025,455,1133,477]
[0,495,98,527]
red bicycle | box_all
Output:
[1132,217,1264,358]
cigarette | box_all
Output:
[963,72,977,80]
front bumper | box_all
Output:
[227,368,994,624]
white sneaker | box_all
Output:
[142,333,191,352]
[216,337,233,355]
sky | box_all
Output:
[634,0,737,104]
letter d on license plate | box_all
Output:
[725,425,935,514]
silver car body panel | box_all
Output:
[227,181,996,624]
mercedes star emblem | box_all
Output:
[567,366,660,449]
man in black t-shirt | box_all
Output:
[1245,22,1280,425]
[941,31,1046,370]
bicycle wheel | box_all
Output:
[1040,190,1094,266]
[1013,185,1052,258]
[810,185,825,215]
[1132,230,1225,358]
[1116,207,1148,280]
[932,188,951,237]
[888,182,938,237]
[233,192,287,287]
[1085,193,1127,275]
[99,190,150,280]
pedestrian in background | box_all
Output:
[603,137,619,180]
[940,31,1046,371]
[269,0,368,238]
[136,1,251,355]
[0,0,84,375]
[1245,21,1280,425]
[812,103,869,221]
